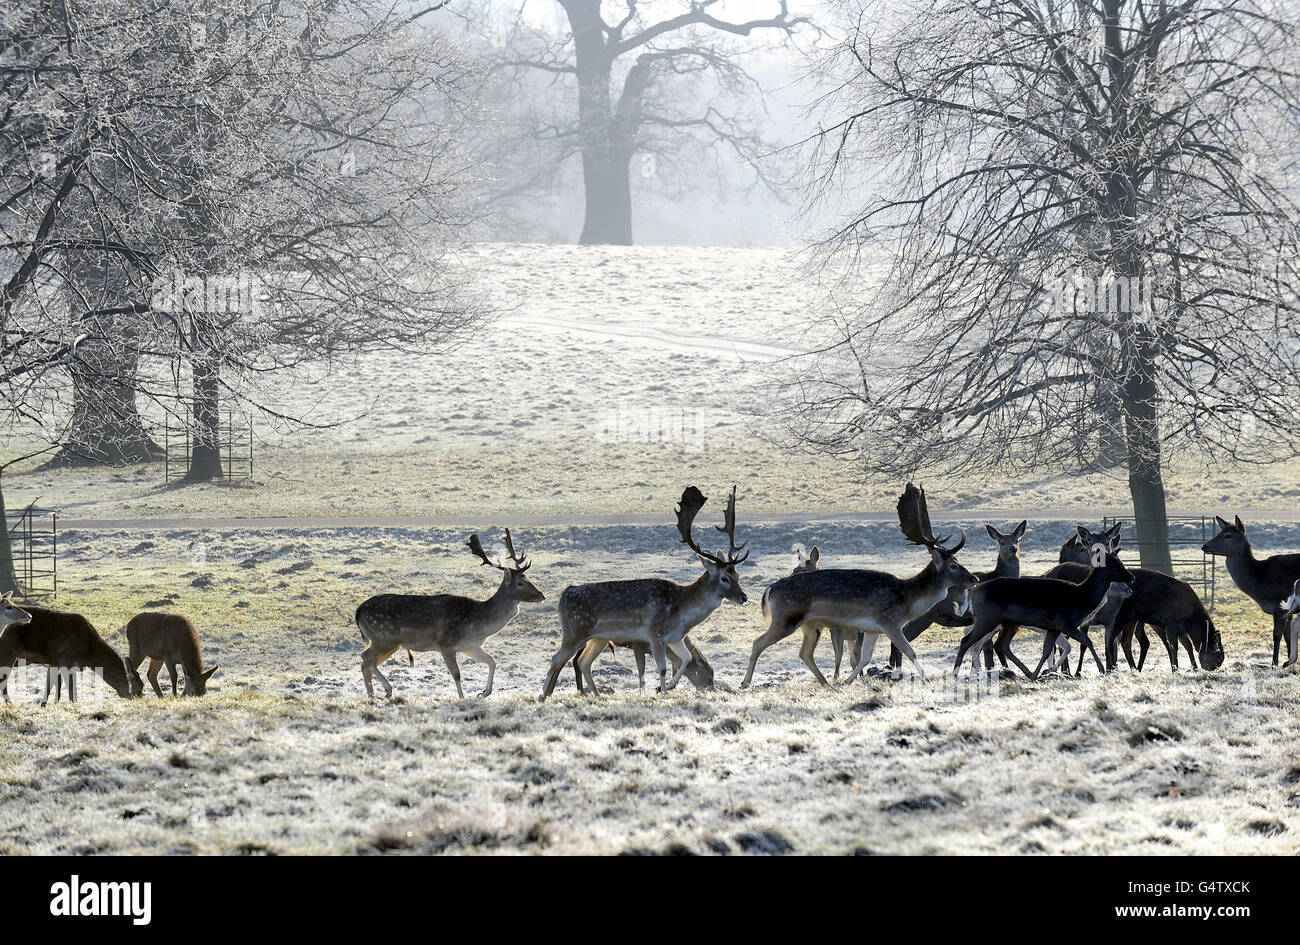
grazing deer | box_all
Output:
[125,612,219,697]
[356,530,545,699]
[543,485,748,699]
[954,534,1134,679]
[744,483,977,686]
[887,521,1029,673]
[1056,526,1222,672]
[1203,515,1300,666]
[0,604,142,703]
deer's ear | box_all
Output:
[1214,515,1230,530]
[1075,525,1090,542]
[1234,515,1244,530]
[985,524,1001,541]
[698,555,721,574]
[202,665,219,680]
[808,546,819,563]
[1013,521,1027,539]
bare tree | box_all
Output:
[778,0,1300,572]
[491,0,809,244]
[0,0,483,585]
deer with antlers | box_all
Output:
[542,485,749,699]
[743,483,977,686]
[355,530,544,699]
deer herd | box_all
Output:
[0,483,1297,705]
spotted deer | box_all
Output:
[744,484,977,686]
[356,530,545,699]
[543,486,749,699]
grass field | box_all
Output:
[1,243,1297,855]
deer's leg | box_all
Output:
[165,660,179,698]
[362,644,399,699]
[830,628,844,680]
[41,668,54,706]
[795,626,829,686]
[146,659,165,698]
[440,650,464,700]
[68,671,78,703]
[462,645,497,698]
[1177,633,1199,670]
[634,644,647,690]
[1287,618,1298,668]
[741,614,801,689]
[648,635,669,693]
[881,627,925,682]
[996,625,1036,679]
[542,639,585,700]
[664,638,692,691]
[841,632,881,685]
[576,639,605,697]
[1272,613,1284,666]
[572,653,584,693]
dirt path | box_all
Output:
[60,509,1300,530]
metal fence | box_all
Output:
[1101,515,1217,612]
[163,410,253,482]
[5,504,57,597]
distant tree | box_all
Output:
[491,0,809,245]
[0,0,483,586]
[778,0,1300,573]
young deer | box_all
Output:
[1055,526,1222,672]
[744,483,977,686]
[1203,515,1300,666]
[543,485,749,699]
[0,603,142,703]
[887,521,1028,673]
[572,637,715,694]
[356,530,545,699]
[125,612,219,697]
[954,534,1135,679]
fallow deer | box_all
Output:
[0,603,142,703]
[125,612,219,697]
[954,534,1134,679]
[744,483,977,686]
[356,530,545,699]
[543,485,749,699]
[1282,578,1300,665]
[1056,526,1222,672]
[1203,515,1300,666]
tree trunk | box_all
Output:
[578,149,633,245]
[1121,349,1174,575]
[562,0,635,246]
[0,476,18,595]
[186,359,224,480]
[49,345,162,466]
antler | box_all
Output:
[676,485,747,566]
[467,534,503,570]
[467,531,530,572]
[713,485,749,564]
[502,528,531,572]
[896,482,963,554]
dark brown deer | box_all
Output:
[1203,515,1300,666]
[1056,526,1222,672]
[0,604,141,703]
[356,529,545,699]
[744,483,977,686]
[125,612,219,697]
[544,486,749,699]
[953,535,1134,679]
[886,521,1028,674]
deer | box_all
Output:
[542,485,748,700]
[124,612,219,697]
[1282,578,1300,666]
[1055,525,1222,672]
[885,521,1029,675]
[356,529,545,699]
[1203,515,1300,666]
[743,483,977,687]
[953,533,1135,679]
[571,637,715,694]
[0,603,142,703]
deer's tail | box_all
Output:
[406,648,414,666]
[761,585,771,621]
